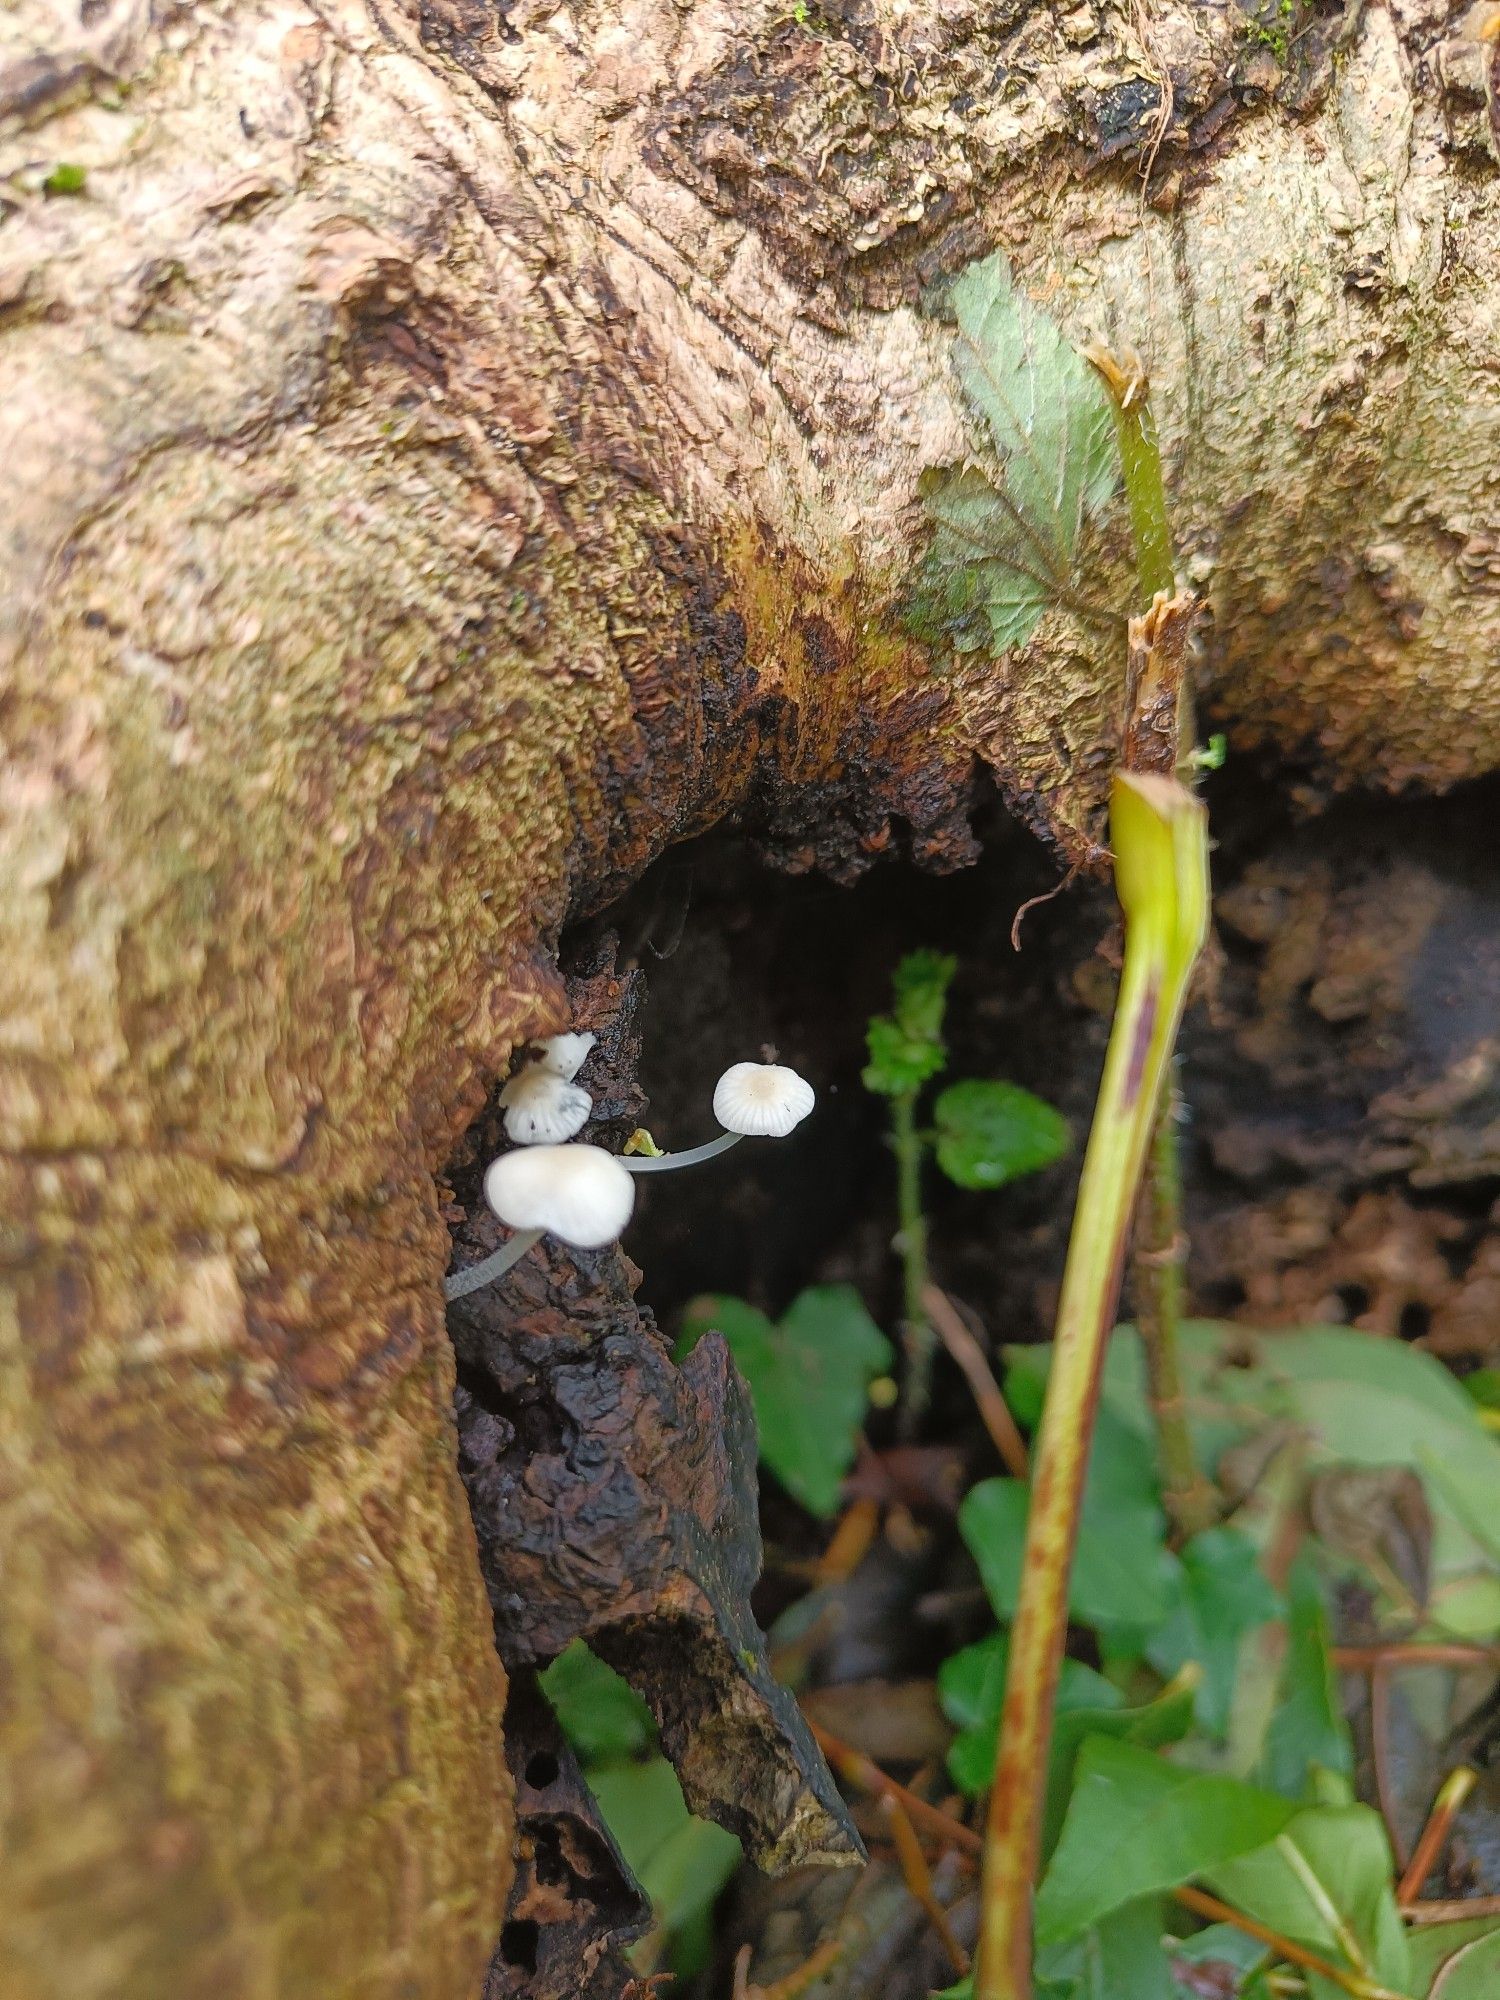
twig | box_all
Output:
[753,1935,848,2000]
[881,1794,971,1978]
[1171,1886,1407,2000]
[1333,1643,1500,1669]
[922,1285,1029,1480]
[1405,1896,1500,1925]
[816,1498,881,1585]
[1397,1768,1479,1907]
[804,1717,982,1859]
[975,775,1209,2000]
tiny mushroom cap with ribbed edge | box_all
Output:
[534,1031,596,1082]
[484,1143,635,1248]
[498,1066,592,1145]
[712,1061,816,1139]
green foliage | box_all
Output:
[1257,1555,1354,1799]
[678,1285,891,1517]
[540,1645,739,1974]
[1206,1806,1410,2000]
[1408,1919,1500,1997]
[587,1756,741,1958]
[539,1641,653,1763]
[1144,1528,1281,1739]
[933,1078,1070,1191]
[1035,1896,1177,1999]
[42,161,88,195]
[909,252,1117,657]
[1035,1738,1299,1946]
[862,947,956,1096]
[959,1407,1178,1634]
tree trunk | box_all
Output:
[2,2,1496,1997]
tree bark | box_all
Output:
[2,2,1497,1997]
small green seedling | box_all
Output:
[863,949,1069,1432]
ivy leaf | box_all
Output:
[960,1406,1180,1633]
[679,1286,891,1517]
[1144,1527,1282,1740]
[1035,1738,1300,1946]
[1258,1557,1354,1800]
[911,252,1118,657]
[1205,1806,1410,2000]
[587,1756,740,1944]
[933,1077,1070,1190]
[540,1641,654,1764]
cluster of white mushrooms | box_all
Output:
[443,1034,815,1302]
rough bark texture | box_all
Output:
[2,1,1498,1997]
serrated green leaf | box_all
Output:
[932,1077,1070,1190]
[540,1641,655,1764]
[1145,1528,1282,1740]
[911,253,1117,657]
[1205,1806,1410,2000]
[1035,1738,1300,1946]
[679,1286,891,1517]
[959,1406,1179,1632]
[863,949,956,1096]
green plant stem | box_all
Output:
[974,772,1209,2000]
[1136,1086,1219,1539]
[893,1087,934,1435]
[1110,384,1176,605]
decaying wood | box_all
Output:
[4,1,1500,1996]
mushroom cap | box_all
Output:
[711,1061,816,1138]
[483,1144,635,1248]
[498,1067,592,1145]
[534,1032,596,1082]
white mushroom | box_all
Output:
[625,1060,816,1174]
[443,1143,636,1301]
[712,1061,817,1139]
[498,1066,592,1145]
[534,1031,595,1082]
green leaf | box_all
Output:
[1205,1806,1410,2000]
[1145,1528,1281,1740]
[1408,1919,1500,1997]
[932,1078,1070,1190]
[1258,1556,1354,1799]
[43,161,88,195]
[679,1286,892,1517]
[939,1633,1197,1855]
[1037,1896,1176,1999]
[959,1407,1179,1632]
[540,1641,654,1763]
[1035,1738,1300,1946]
[588,1756,740,1941]
[862,948,956,1096]
[910,253,1117,657]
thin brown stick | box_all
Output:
[922,1285,1030,1480]
[1397,1768,1480,1907]
[754,1935,848,2000]
[816,1498,881,1585]
[881,1795,971,1978]
[1171,1887,1407,2000]
[1334,1644,1500,1669]
[1405,1896,1500,1926]
[804,1717,982,1858]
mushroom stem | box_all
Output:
[621,1131,745,1173]
[443,1227,544,1301]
